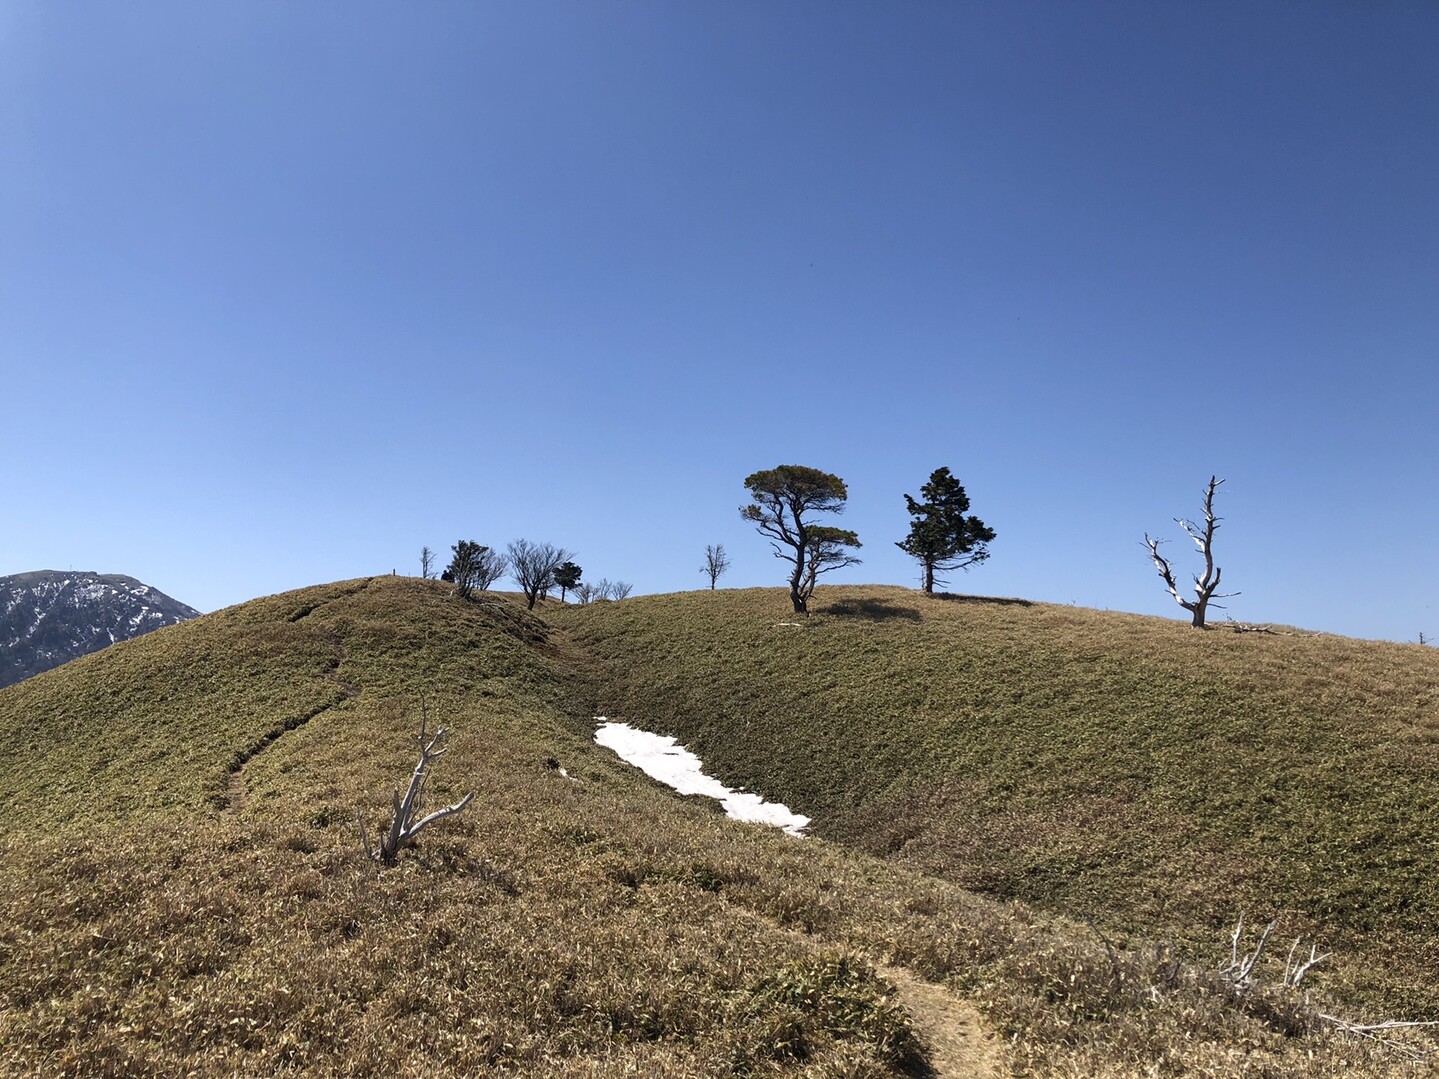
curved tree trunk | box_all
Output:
[789,528,808,613]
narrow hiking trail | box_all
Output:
[878,962,1007,1079]
[723,902,1007,1078]
[224,591,367,814]
[224,642,358,813]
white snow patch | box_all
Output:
[75,583,110,603]
[594,719,809,837]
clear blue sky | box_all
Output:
[4,2,1436,642]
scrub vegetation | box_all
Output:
[0,576,1434,1075]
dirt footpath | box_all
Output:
[880,962,1008,1078]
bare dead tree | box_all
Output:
[612,580,633,599]
[574,581,596,605]
[420,546,436,579]
[473,546,508,591]
[507,539,573,610]
[358,704,474,866]
[1218,915,1278,1001]
[1145,475,1239,628]
[701,543,730,589]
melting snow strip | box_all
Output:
[594,719,810,837]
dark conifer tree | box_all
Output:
[896,468,995,595]
[445,540,485,599]
[553,561,582,603]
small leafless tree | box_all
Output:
[1145,475,1238,629]
[507,539,573,610]
[1212,916,1438,1054]
[1217,916,1331,1013]
[358,705,474,867]
[702,543,730,589]
[420,546,436,579]
[590,578,634,601]
[574,582,596,605]
[473,547,508,591]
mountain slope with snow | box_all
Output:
[0,570,200,688]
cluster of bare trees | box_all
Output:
[574,578,633,604]
[420,540,631,609]
[505,540,572,610]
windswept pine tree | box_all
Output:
[741,465,860,614]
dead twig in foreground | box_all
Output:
[359,702,474,866]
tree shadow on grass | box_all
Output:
[821,597,923,622]
[929,592,1034,608]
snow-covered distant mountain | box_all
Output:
[0,571,201,689]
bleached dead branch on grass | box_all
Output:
[1219,917,1435,1061]
[359,703,474,866]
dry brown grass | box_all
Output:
[0,577,1433,1075]
[557,585,1439,1021]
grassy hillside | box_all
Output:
[558,585,1439,1018]
[0,577,1430,1076]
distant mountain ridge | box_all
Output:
[0,570,200,688]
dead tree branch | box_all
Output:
[1218,915,1277,998]
[1315,1016,1439,1061]
[359,703,474,866]
[1283,937,1332,989]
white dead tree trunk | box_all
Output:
[359,705,474,866]
[1145,475,1239,629]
